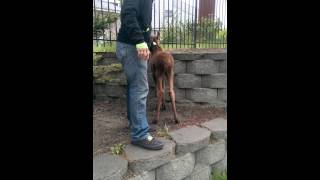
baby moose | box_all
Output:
[149,31,180,124]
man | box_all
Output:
[116,0,163,150]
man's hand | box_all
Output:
[137,48,150,61]
[136,42,150,61]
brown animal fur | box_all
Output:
[149,31,180,124]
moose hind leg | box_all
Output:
[167,70,180,124]
[161,80,166,111]
[152,77,164,124]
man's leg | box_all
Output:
[116,42,163,150]
[127,60,150,141]
[117,42,132,129]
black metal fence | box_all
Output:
[93,0,227,50]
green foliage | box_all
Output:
[157,123,171,139]
[197,17,224,43]
[160,18,226,44]
[216,30,227,42]
[110,143,125,155]
[160,23,183,44]
[93,42,116,52]
[211,169,227,180]
[93,11,119,38]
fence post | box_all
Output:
[193,0,198,48]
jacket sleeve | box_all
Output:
[120,0,145,45]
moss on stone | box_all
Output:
[93,63,124,85]
[93,63,123,78]
[93,53,103,66]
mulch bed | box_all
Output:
[93,97,226,155]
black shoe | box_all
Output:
[131,136,164,150]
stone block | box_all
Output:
[201,118,227,140]
[93,153,128,180]
[124,138,175,174]
[175,74,201,88]
[186,88,217,103]
[169,126,211,155]
[196,140,226,165]
[187,59,218,74]
[156,153,195,180]
[201,74,226,88]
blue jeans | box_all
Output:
[116,41,150,141]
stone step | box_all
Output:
[169,125,211,155]
[201,118,227,140]
[183,163,210,180]
[126,170,155,180]
[124,138,175,174]
[156,153,195,180]
[93,153,128,180]
[211,153,227,172]
[195,139,226,165]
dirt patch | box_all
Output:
[93,97,227,156]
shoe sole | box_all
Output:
[131,142,163,150]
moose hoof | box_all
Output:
[174,118,180,124]
[152,119,158,124]
[174,115,181,124]
[161,104,166,111]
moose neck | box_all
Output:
[151,45,163,55]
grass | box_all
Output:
[156,123,172,139]
[211,170,227,180]
[110,143,125,155]
[93,41,116,52]
[93,41,226,53]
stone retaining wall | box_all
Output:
[93,118,227,180]
[94,50,227,107]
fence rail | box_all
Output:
[93,0,227,50]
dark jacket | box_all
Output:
[117,0,153,48]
